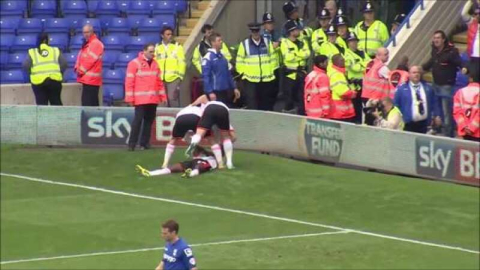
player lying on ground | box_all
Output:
[136,146,218,178]
[185,96,236,169]
[162,104,235,169]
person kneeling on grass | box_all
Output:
[136,146,218,178]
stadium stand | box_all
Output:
[17,18,43,35]
[63,51,79,68]
[44,18,71,34]
[102,51,121,70]
[63,68,77,83]
[69,34,86,51]
[102,68,125,105]
[7,52,28,69]
[1,69,26,84]
[103,35,125,54]
[0,0,28,19]
[61,0,88,21]
[11,35,37,53]
[116,52,137,69]
[48,33,69,52]
[30,0,57,18]
[105,17,132,39]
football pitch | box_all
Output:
[1,145,479,269]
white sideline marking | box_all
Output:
[0,231,350,265]
[1,173,479,255]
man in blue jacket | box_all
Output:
[394,66,442,134]
[201,32,240,107]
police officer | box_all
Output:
[155,26,186,107]
[354,1,389,58]
[261,12,282,109]
[282,1,313,43]
[335,13,350,50]
[318,25,344,59]
[23,32,67,106]
[344,32,371,123]
[391,13,406,36]
[236,23,277,111]
[281,20,311,115]
[311,8,331,56]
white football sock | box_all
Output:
[223,139,233,167]
[162,143,175,168]
[191,134,201,145]
[190,169,199,177]
[211,144,223,165]
[149,168,171,176]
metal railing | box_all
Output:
[385,0,426,48]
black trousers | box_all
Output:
[405,120,428,134]
[128,104,157,147]
[32,78,63,106]
[464,135,480,142]
[352,83,363,124]
[283,73,306,115]
[243,80,274,111]
[82,84,100,106]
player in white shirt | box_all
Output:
[186,95,236,169]
[162,105,232,169]
[137,146,218,178]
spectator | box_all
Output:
[325,0,338,25]
[389,56,409,90]
[75,24,104,106]
[202,32,240,108]
[154,26,186,107]
[304,55,331,118]
[354,1,389,58]
[281,20,311,115]
[372,97,405,130]
[362,47,391,102]
[236,22,277,111]
[453,62,480,142]
[261,12,282,110]
[318,25,344,59]
[422,30,462,137]
[390,13,406,36]
[461,0,480,67]
[192,24,232,74]
[311,8,331,56]
[394,66,442,134]
[328,54,357,123]
[344,32,371,123]
[23,32,67,106]
[125,43,167,151]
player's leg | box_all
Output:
[183,160,211,178]
[186,107,214,156]
[207,134,224,169]
[217,108,234,169]
[162,138,181,168]
[143,163,186,177]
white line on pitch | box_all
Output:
[1,173,479,255]
[0,231,350,265]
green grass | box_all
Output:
[1,145,479,269]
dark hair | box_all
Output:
[162,219,179,234]
[37,32,49,49]
[313,55,328,67]
[161,26,174,35]
[208,32,221,44]
[433,30,447,40]
[397,55,409,71]
[332,54,344,66]
[143,43,155,51]
[201,24,213,34]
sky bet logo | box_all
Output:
[416,138,479,185]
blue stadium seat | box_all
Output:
[116,0,130,13]
[0,0,28,18]
[102,51,121,69]
[137,17,164,36]
[73,18,102,34]
[1,70,26,84]
[116,52,136,68]
[63,51,79,68]
[69,35,84,51]
[0,51,8,70]
[152,0,176,15]
[0,35,14,52]
[175,0,188,13]
[0,18,20,35]
[61,0,88,20]
[17,19,44,35]
[103,35,124,54]
[105,17,131,38]
[48,34,69,52]
[103,69,125,100]
[31,0,57,18]
[7,52,27,69]
[128,0,152,15]
[44,18,71,34]
[126,35,159,52]
[63,68,77,82]
[96,0,121,21]
[11,35,37,53]
[152,14,176,29]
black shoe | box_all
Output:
[128,145,135,151]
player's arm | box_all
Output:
[155,261,164,270]
[190,94,208,106]
[181,247,197,270]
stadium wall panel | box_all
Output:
[1,106,478,187]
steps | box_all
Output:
[176,0,209,44]
[424,31,467,83]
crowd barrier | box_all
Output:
[1,105,478,187]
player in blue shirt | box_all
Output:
[156,220,197,270]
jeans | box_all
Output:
[432,84,454,137]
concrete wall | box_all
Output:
[0,83,102,106]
